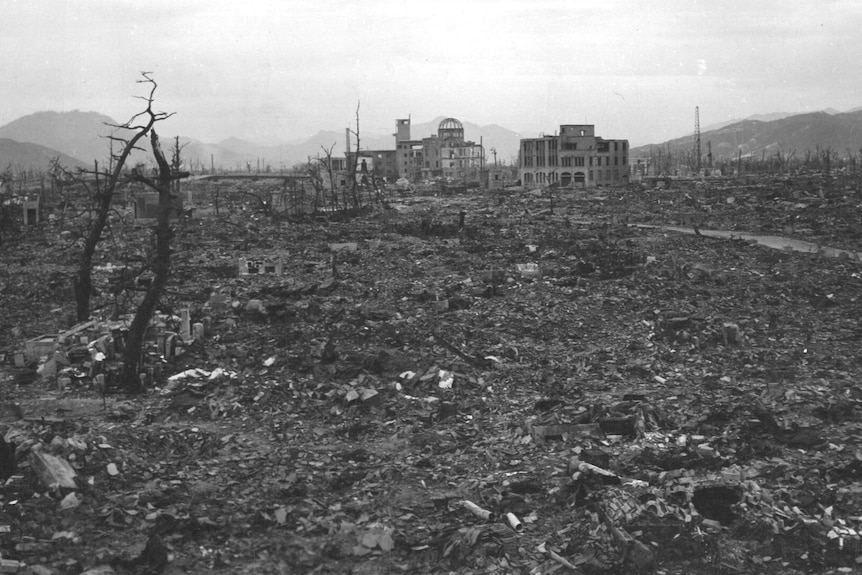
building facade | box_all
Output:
[345,149,398,182]
[396,117,484,184]
[484,165,517,190]
[395,118,424,181]
[519,125,629,188]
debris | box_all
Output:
[0,559,28,573]
[533,423,602,445]
[438,370,454,389]
[111,533,168,574]
[239,258,283,275]
[516,263,541,278]
[569,458,620,483]
[722,322,741,346]
[540,543,593,570]
[59,492,81,511]
[359,524,395,552]
[24,334,58,362]
[9,169,862,574]
[432,332,490,368]
[329,242,358,252]
[30,451,77,490]
[460,500,495,522]
[595,505,655,571]
[505,512,524,533]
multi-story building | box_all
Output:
[396,117,484,183]
[519,125,628,188]
[345,149,398,182]
[395,118,424,181]
[344,125,399,183]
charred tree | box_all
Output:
[120,129,189,393]
[320,144,339,211]
[306,143,339,214]
[349,102,362,210]
[0,167,14,247]
[72,73,173,321]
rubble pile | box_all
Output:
[1,176,862,574]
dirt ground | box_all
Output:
[2,174,862,574]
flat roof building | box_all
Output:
[519,125,628,188]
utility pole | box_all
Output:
[694,106,702,171]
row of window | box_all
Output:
[523,140,560,153]
[561,157,585,167]
[539,154,629,168]
[418,169,481,178]
[522,168,623,184]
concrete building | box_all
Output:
[519,125,629,188]
[484,165,516,190]
[344,127,399,183]
[345,149,398,182]
[395,117,484,184]
[395,118,425,181]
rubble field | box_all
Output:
[2,174,862,574]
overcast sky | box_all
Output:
[2,0,860,147]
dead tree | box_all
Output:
[322,144,340,210]
[72,72,173,321]
[120,129,189,393]
[303,143,340,215]
[316,143,340,211]
[170,135,188,210]
[348,102,362,210]
[305,154,325,213]
[0,166,14,246]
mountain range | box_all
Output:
[630,109,862,161]
[4,107,862,173]
[0,138,87,173]
[0,112,528,173]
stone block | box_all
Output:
[25,335,57,362]
[329,242,358,252]
[238,258,283,275]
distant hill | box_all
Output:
[702,112,797,133]
[0,110,121,167]
[183,118,528,169]
[701,109,843,133]
[0,110,527,171]
[632,110,862,160]
[0,138,88,172]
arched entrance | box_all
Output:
[561,172,572,187]
[573,171,586,187]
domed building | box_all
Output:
[395,116,484,185]
[437,118,464,142]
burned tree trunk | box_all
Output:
[349,102,362,210]
[72,73,171,321]
[74,161,111,321]
[120,130,187,393]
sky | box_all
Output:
[2,0,861,147]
